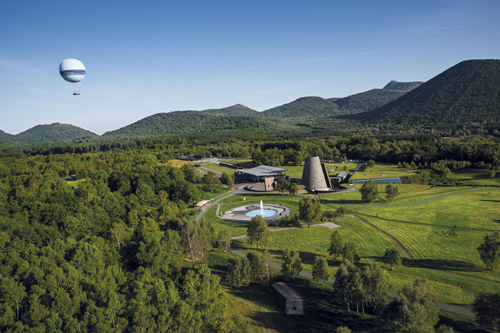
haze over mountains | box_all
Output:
[1,59,499,143]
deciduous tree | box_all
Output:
[477,232,500,270]
[246,216,271,249]
[281,249,302,281]
[385,183,400,202]
[360,179,378,203]
[342,241,360,263]
[383,248,402,270]
[299,197,322,228]
[276,178,290,195]
[328,230,344,259]
[384,279,438,333]
[217,230,231,253]
[288,182,299,196]
[472,292,500,331]
[312,256,330,285]
[226,257,251,288]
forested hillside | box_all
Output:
[0,130,14,141]
[351,59,500,125]
[0,151,245,332]
[382,80,424,90]
[201,104,259,116]
[8,123,98,144]
[330,89,408,115]
[102,111,283,137]
[260,96,340,118]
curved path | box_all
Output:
[196,186,480,318]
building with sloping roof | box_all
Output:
[234,165,288,184]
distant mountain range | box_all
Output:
[3,123,97,144]
[349,60,500,125]
[2,59,499,143]
[383,80,424,90]
[0,130,14,141]
[102,111,281,137]
[201,104,259,117]
[260,96,339,118]
[330,89,408,115]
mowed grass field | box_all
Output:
[201,163,236,174]
[232,218,401,273]
[359,189,500,230]
[450,168,500,186]
[349,162,419,180]
[164,159,192,167]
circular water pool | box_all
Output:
[246,209,278,218]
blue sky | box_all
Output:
[1,0,499,135]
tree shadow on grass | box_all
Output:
[437,311,488,333]
[411,258,481,272]
[232,278,389,333]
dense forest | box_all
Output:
[331,89,407,116]
[0,150,249,332]
[201,104,260,117]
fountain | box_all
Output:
[245,200,278,218]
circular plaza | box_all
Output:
[221,203,292,223]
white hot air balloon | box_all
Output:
[59,59,86,95]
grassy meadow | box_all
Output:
[197,163,500,331]
[349,162,419,180]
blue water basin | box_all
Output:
[246,209,278,218]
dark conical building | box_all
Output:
[301,156,332,191]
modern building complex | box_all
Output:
[234,165,288,190]
[301,156,333,192]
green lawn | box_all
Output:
[326,162,358,173]
[449,168,500,186]
[359,189,500,230]
[220,158,254,168]
[202,163,238,174]
[349,162,419,180]
[199,185,231,200]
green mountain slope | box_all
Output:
[14,123,98,144]
[201,104,260,116]
[0,130,14,142]
[383,80,424,90]
[350,59,500,125]
[261,96,339,118]
[330,89,408,115]
[102,111,283,137]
